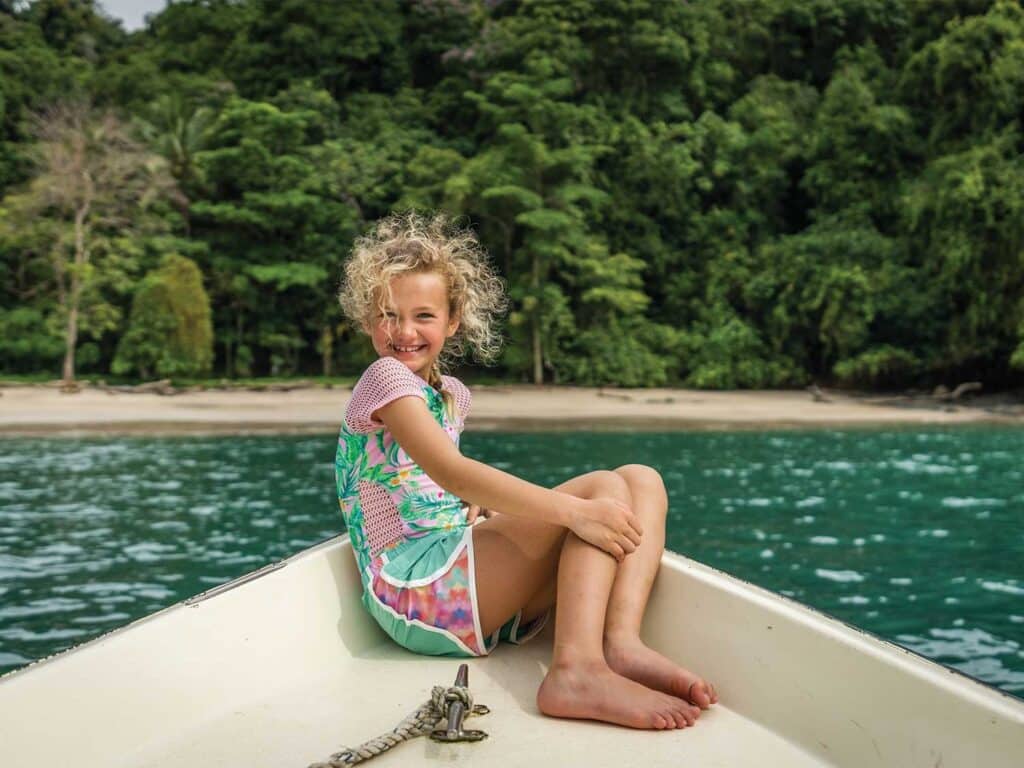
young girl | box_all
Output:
[335,212,717,730]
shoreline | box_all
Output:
[0,383,1021,436]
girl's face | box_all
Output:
[366,271,459,381]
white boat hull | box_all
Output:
[1,536,1021,767]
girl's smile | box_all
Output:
[366,271,459,381]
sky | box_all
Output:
[99,0,168,32]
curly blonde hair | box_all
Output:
[338,211,508,407]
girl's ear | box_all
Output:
[446,314,460,338]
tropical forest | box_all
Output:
[1,0,1023,390]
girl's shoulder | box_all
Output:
[345,357,429,434]
[356,356,425,390]
[440,373,472,423]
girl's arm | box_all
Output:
[375,395,642,559]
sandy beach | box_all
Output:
[0,382,1021,436]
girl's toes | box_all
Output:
[667,707,687,729]
[688,680,713,709]
[684,703,700,725]
[703,681,718,705]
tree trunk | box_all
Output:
[234,310,245,377]
[62,303,78,383]
[321,325,333,377]
[62,192,91,386]
[531,251,542,385]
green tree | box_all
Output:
[189,91,357,376]
[134,93,217,200]
[902,130,1024,377]
[0,6,79,192]
[113,252,213,378]
[901,0,1024,151]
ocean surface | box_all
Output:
[0,428,1021,698]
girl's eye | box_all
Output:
[378,312,433,322]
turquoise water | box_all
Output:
[0,429,1021,697]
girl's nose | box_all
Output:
[397,318,417,338]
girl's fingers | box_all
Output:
[621,536,637,554]
[466,504,480,524]
[617,501,643,537]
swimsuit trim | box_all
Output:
[464,527,491,655]
[507,611,521,639]
[512,611,550,644]
[376,529,468,589]
[363,558,480,657]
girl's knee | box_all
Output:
[590,469,632,503]
[614,464,667,502]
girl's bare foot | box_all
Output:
[536,659,699,729]
[604,636,719,710]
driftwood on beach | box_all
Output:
[933,382,983,401]
[97,379,178,395]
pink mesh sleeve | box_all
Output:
[358,480,404,557]
[441,375,472,425]
[345,357,427,434]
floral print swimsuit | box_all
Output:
[335,356,547,657]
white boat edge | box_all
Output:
[1,535,1022,767]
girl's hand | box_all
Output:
[465,503,496,524]
[570,497,643,562]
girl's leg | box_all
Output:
[518,578,556,624]
[603,464,718,709]
[533,528,694,729]
[473,471,694,730]
[471,469,612,636]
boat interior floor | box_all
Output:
[134,625,826,768]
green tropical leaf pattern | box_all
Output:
[335,378,468,575]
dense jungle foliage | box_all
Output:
[1,0,1023,389]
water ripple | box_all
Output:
[816,568,866,583]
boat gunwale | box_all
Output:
[659,548,1024,715]
[0,533,343,684]
[1,535,1022,717]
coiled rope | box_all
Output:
[308,684,483,767]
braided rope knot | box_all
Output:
[432,684,472,715]
[309,683,482,767]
